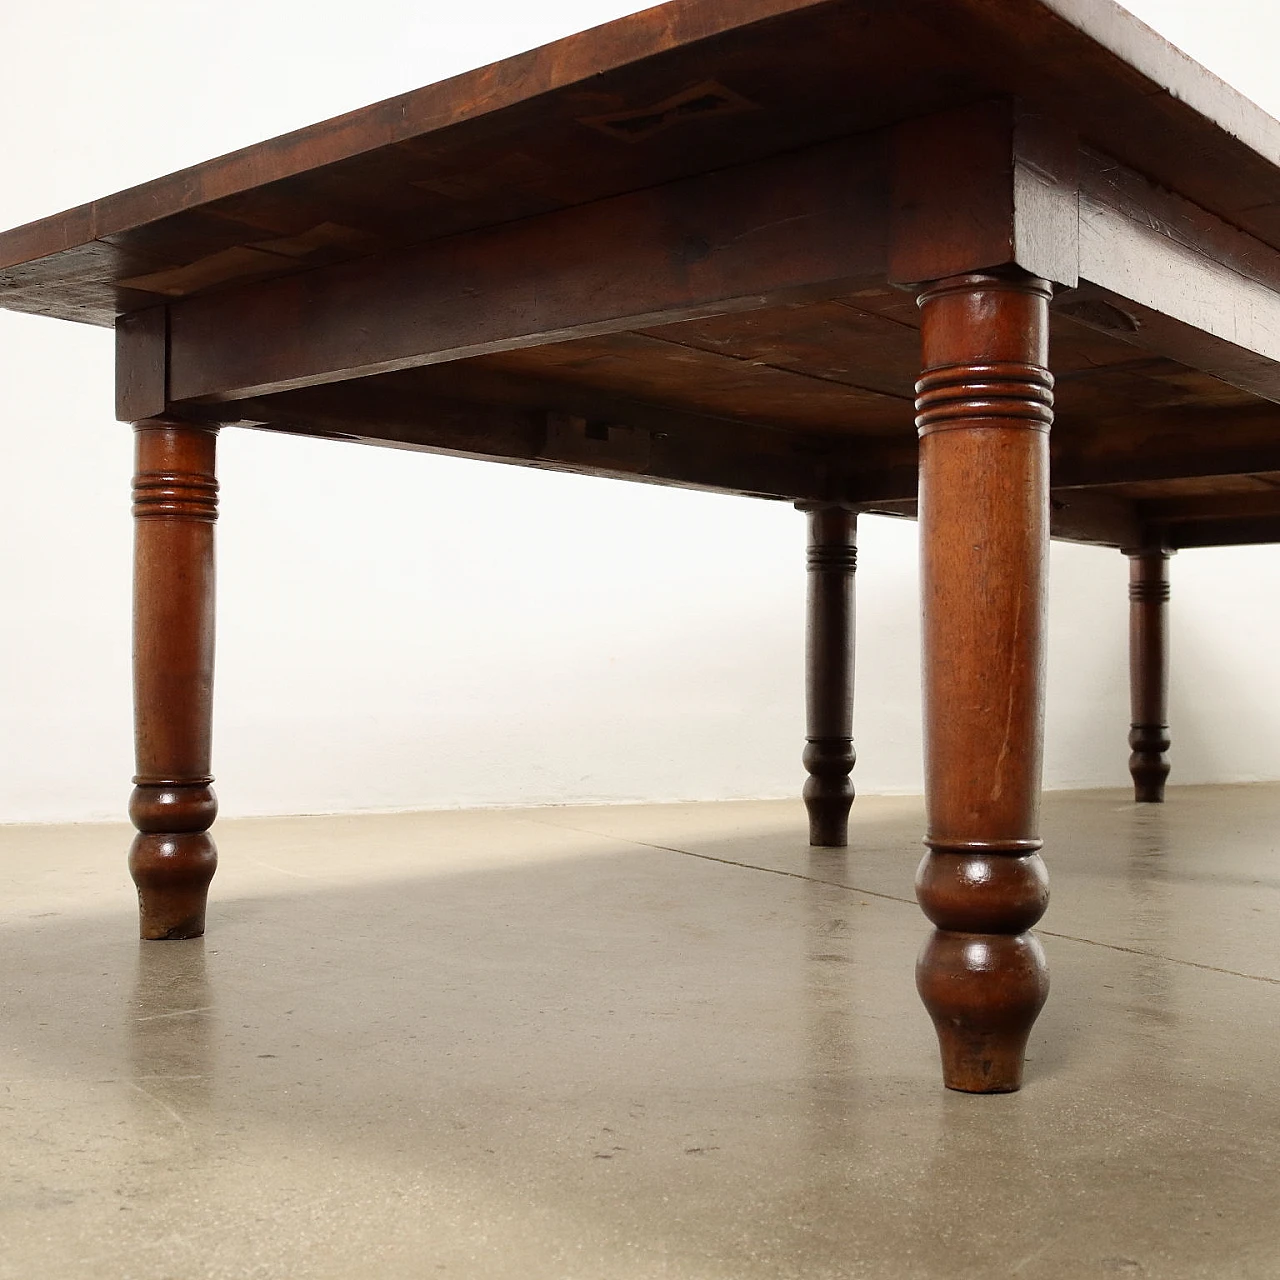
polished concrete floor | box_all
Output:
[3,786,1280,1278]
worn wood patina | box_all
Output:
[5,0,1280,1091]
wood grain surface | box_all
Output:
[0,0,1277,552]
[914,271,1053,1093]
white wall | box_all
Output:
[1,0,1277,823]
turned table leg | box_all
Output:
[799,503,857,847]
[1127,548,1171,803]
[129,419,219,940]
[913,272,1052,1093]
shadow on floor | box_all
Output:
[2,787,1279,1278]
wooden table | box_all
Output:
[4,0,1280,1093]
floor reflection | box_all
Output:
[803,848,862,1181]
[127,939,216,1138]
[1122,804,1176,1082]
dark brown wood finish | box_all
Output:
[4,0,1280,1089]
[158,130,892,404]
[914,272,1052,1094]
[1161,517,1280,549]
[130,421,219,940]
[6,0,1280,326]
[799,504,857,846]
[889,99,1078,289]
[91,129,1280,531]
[1127,548,1172,803]
[136,122,1280,418]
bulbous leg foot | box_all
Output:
[1129,725,1171,803]
[803,738,855,847]
[130,831,218,940]
[916,930,1050,1092]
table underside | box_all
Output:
[185,289,1280,553]
[4,1,1280,552]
